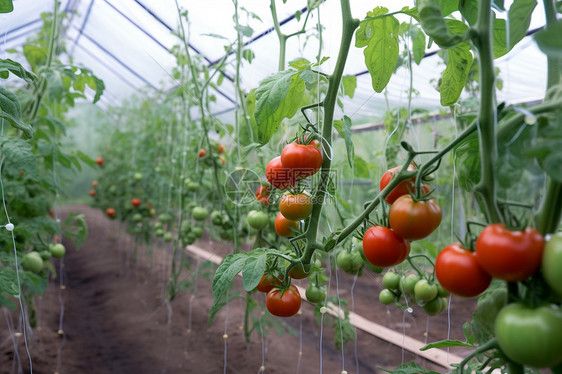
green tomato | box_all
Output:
[180,220,192,233]
[347,248,364,273]
[22,252,44,274]
[158,213,172,223]
[336,251,351,271]
[154,221,163,230]
[186,181,200,192]
[163,232,173,242]
[379,289,395,305]
[191,227,203,238]
[132,213,143,223]
[437,284,450,298]
[305,285,325,303]
[191,207,208,221]
[414,279,438,302]
[247,210,268,230]
[39,250,52,261]
[423,297,447,316]
[495,303,562,368]
[184,233,196,245]
[210,211,223,226]
[155,228,165,237]
[400,274,419,295]
[382,271,401,290]
[133,172,143,181]
[542,232,562,296]
[49,243,66,259]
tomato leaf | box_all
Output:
[420,339,474,350]
[242,252,267,292]
[0,0,13,13]
[411,26,426,65]
[418,0,467,48]
[22,271,48,296]
[355,7,399,93]
[341,75,356,98]
[333,317,355,350]
[212,252,248,307]
[534,20,562,58]
[0,267,19,295]
[334,115,354,167]
[0,138,37,179]
[459,0,478,26]
[468,281,507,344]
[379,362,440,374]
[0,59,38,83]
[440,43,473,106]
[23,45,47,72]
[254,70,305,145]
[0,86,33,139]
[62,212,88,249]
[353,155,370,178]
[507,0,537,50]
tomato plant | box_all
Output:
[280,142,322,180]
[279,193,312,221]
[362,226,410,267]
[266,285,301,317]
[274,213,298,237]
[495,303,562,368]
[475,224,545,282]
[389,195,442,240]
[435,243,491,297]
[266,156,294,190]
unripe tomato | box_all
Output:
[89,189,96,196]
[191,206,208,221]
[91,180,98,187]
[191,227,203,238]
[436,242,492,297]
[266,156,294,190]
[382,271,401,290]
[362,226,410,267]
[132,213,143,223]
[542,232,562,296]
[389,195,442,240]
[266,285,301,317]
[475,224,544,282]
[247,210,269,230]
[305,285,325,303]
[279,193,312,221]
[280,142,322,180]
[401,274,419,295]
[423,297,447,316]
[414,279,438,302]
[163,232,173,242]
[180,220,191,233]
[274,213,299,237]
[495,303,562,368]
[198,149,206,158]
[22,252,44,273]
[379,289,395,305]
[131,198,141,207]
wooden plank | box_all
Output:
[185,245,463,369]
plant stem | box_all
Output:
[543,0,561,89]
[270,0,287,71]
[299,0,359,265]
[471,0,503,224]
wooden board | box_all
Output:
[185,244,464,369]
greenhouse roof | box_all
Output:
[0,0,550,123]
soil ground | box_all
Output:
[1,205,477,374]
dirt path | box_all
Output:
[1,205,476,374]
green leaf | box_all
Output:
[493,18,508,58]
[355,7,399,93]
[208,290,241,325]
[0,267,19,295]
[493,0,506,11]
[254,70,305,145]
[379,362,440,374]
[0,59,38,83]
[418,0,468,48]
[333,317,355,350]
[23,45,47,72]
[435,0,458,16]
[62,212,88,248]
[22,271,48,296]
[353,155,370,178]
[0,292,16,309]
[421,339,474,351]
[459,0,479,25]
[0,138,37,178]
[212,252,248,307]
[342,75,356,98]
[440,43,473,106]
[334,116,354,167]
[507,0,537,50]
[235,25,254,37]
[556,1,562,12]
[0,0,13,13]
[0,86,33,138]
[242,49,255,63]
[289,58,311,70]
[534,21,562,58]
[411,26,426,65]
[76,150,98,168]
[242,253,267,292]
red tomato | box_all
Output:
[91,180,98,187]
[131,198,141,207]
[266,156,294,190]
[389,195,442,240]
[280,143,322,180]
[362,226,410,267]
[198,149,206,158]
[279,193,312,221]
[475,224,544,282]
[219,156,226,165]
[435,243,492,297]
[106,208,116,217]
[89,189,96,196]
[256,273,280,293]
[96,157,103,166]
[266,285,301,317]
[255,185,270,205]
[218,144,225,154]
[274,213,299,237]
[379,165,429,204]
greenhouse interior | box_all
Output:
[1,0,562,373]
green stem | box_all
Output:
[458,338,498,374]
[471,0,503,224]
[243,292,252,343]
[299,0,359,265]
[543,0,561,89]
[270,0,286,71]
